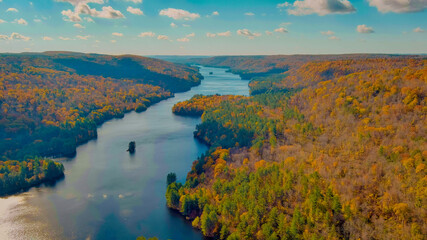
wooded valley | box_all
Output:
[167,56,426,239]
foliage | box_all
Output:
[172,94,246,117]
[169,57,427,239]
[0,52,202,195]
[0,157,64,195]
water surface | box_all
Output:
[0,66,248,240]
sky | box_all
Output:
[0,0,426,55]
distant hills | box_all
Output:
[0,52,202,93]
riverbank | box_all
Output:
[0,66,248,240]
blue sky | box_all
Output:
[0,0,426,55]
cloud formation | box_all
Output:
[206,31,231,38]
[112,32,123,37]
[321,30,335,35]
[274,27,288,33]
[177,37,190,42]
[125,0,142,3]
[58,0,124,22]
[237,29,261,39]
[357,24,374,33]
[138,31,155,37]
[157,35,169,40]
[413,27,424,33]
[43,36,53,41]
[7,8,19,12]
[73,23,85,28]
[0,32,31,41]
[14,18,28,25]
[206,32,216,38]
[217,31,231,37]
[287,0,356,16]
[245,12,255,16]
[76,35,91,40]
[368,0,427,13]
[277,2,290,8]
[159,8,200,20]
[127,6,143,15]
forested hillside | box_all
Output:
[0,52,202,195]
[192,54,423,80]
[168,57,427,239]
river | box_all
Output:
[0,66,249,240]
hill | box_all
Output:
[0,52,202,195]
[168,57,427,239]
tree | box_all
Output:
[166,172,177,186]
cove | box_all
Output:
[0,66,249,240]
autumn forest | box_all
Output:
[0,52,425,240]
[0,52,201,195]
[167,56,426,239]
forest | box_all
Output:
[0,52,202,195]
[168,57,426,239]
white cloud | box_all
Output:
[217,31,231,37]
[159,8,200,20]
[277,2,290,8]
[414,27,425,33]
[59,36,71,40]
[274,27,288,33]
[287,0,356,16]
[357,24,374,33]
[85,17,95,22]
[125,0,142,3]
[182,24,190,27]
[127,6,143,15]
[368,0,427,13]
[112,32,123,37]
[111,39,117,43]
[43,36,53,41]
[0,19,6,24]
[157,35,169,40]
[58,0,124,22]
[186,33,195,37]
[329,36,340,40]
[265,30,273,35]
[177,37,190,42]
[237,29,261,39]
[207,31,231,38]
[76,35,91,40]
[34,19,42,23]
[170,22,177,28]
[321,30,335,35]
[138,31,155,37]
[280,22,292,26]
[14,18,28,25]
[212,11,219,16]
[245,12,255,16]
[206,32,216,38]
[7,8,19,12]
[74,23,85,28]
[0,32,31,41]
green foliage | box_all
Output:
[166,172,177,186]
[0,157,64,195]
[165,182,181,208]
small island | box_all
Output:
[127,141,136,153]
